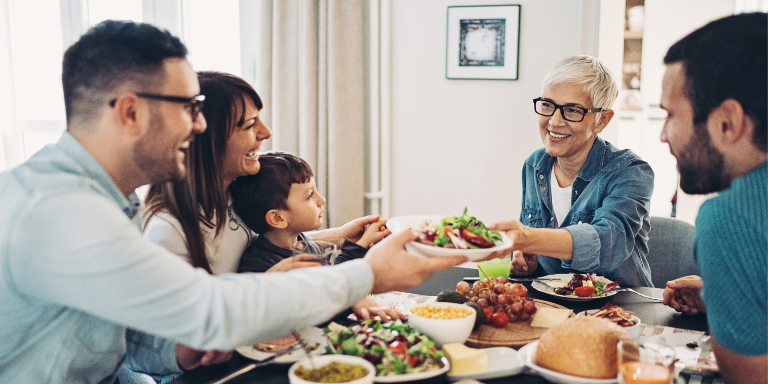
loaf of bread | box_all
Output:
[536,316,632,379]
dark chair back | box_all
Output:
[647,216,699,288]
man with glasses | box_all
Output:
[491,55,655,287]
[0,20,467,382]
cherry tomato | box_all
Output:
[407,354,419,367]
[575,286,595,297]
[491,311,510,328]
[388,340,408,355]
[483,307,494,323]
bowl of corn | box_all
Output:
[407,302,476,346]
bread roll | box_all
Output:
[536,316,632,379]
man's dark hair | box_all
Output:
[664,12,767,152]
[62,20,188,127]
[230,151,314,234]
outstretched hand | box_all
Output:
[365,229,468,294]
[356,218,391,248]
[338,215,383,243]
[352,296,407,322]
[663,275,706,315]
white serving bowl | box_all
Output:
[288,354,375,384]
[387,215,512,262]
[577,310,641,340]
[407,302,476,347]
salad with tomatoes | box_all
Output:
[415,208,502,249]
[323,320,444,376]
[553,273,621,298]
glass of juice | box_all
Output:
[617,340,676,384]
[477,256,512,280]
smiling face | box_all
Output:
[284,177,326,233]
[659,63,728,194]
[538,83,608,162]
[221,98,272,186]
[134,58,207,183]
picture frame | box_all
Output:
[445,5,521,80]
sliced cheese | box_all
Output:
[443,343,487,375]
[546,280,569,288]
[530,307,573,328]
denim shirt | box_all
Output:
[520,137,654,287]
[0,132,373,383]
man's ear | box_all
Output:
[265,209,288,229]
[111,93,144,137]
[707,99,747,149]
[595,109,615,133]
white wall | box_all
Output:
[388,0,584,223]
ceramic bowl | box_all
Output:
[407,302,476,347]
[288,354,375,384]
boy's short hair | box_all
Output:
[230,151,314,234]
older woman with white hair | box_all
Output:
[492,55,655,287]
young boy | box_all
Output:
[230,151,390,273]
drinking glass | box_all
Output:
[617,340,676,384]
[477,256,512,280]
[292,240,340,266]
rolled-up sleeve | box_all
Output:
[562,161,653,275]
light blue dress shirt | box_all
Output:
[0,132,373,383]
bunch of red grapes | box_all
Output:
[456,276,538,322]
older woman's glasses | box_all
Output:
[533,97,603,123]
[109,94,206,122]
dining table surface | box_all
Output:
[169,267,713,384]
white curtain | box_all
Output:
[256,0,365,229]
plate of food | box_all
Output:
[386,209,511,261]
[644,333,718,371]
[518,340,618,384]
[235,326,326,363]
[322,320,449,382]
[531,273,620,301]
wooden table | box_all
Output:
[170,267,710,384]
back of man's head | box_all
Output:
[664,12,767,152]
[230,151,314,234]
[62,20,188,130]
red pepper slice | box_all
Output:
[574,286,595,297]
[460,227,494,248]
[388,340,408,355]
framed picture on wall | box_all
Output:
[446,5,521,80]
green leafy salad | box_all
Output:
[415,208,502,249]
[323,320,444,376]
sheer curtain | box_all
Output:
[255,0,365,228]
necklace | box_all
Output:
[227,206,252,243]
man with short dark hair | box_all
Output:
[0,20,466,382]
[660,13,767,383]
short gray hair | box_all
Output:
[541,55,619,121]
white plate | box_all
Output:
[645,333,717,370]
[235,327,326,363]
[446,347,524,382]
[387,215,512,262]
[374,356,450,383]
[530,274,619,301]
[518,341,618,384]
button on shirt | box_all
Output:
[519,137,654,287]
[0,132,373,383]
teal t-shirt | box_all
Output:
[696,161,767,356]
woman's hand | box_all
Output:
[337,215,383,243]
[510,250,538,276]
[265,255,321,272]
[356,218,391,248]
[352,296,407,322]
[176,344,234,371]
[663,275,706,315]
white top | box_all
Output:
[550,167,573,228]
[143,204,255,275]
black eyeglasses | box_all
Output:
[533,97,604,122]
[109,93,206,121]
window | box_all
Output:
[0,0,249,172]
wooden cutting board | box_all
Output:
[465,299,572,349]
